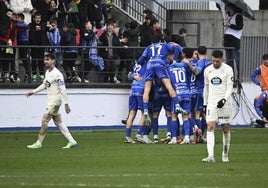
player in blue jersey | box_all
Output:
[187,46,212,143]
[253,91,268,127]
[124,61,147,143]
[167,48,193,144]
[137,33,183,124]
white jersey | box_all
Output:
[203,63,233,108]
[44,67,65,105]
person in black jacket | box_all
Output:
[28,12,49,82]
[98,19,122,83]
[61,22,80,82]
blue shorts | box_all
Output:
[152,92,171,112]
[191,93,203,111]
[172,94,191,114]
[128,95,143,111]
[145,59,169,81]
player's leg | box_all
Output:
[27,114,51,149]
[202,106,217,162]
[143,80,152,123]
[53,114,78,148]
[221,123,231,162]
[125,109,137,143]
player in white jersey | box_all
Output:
[202,50,233,163]
[26,53,78,149]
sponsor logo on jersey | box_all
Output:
[211,76,222,86]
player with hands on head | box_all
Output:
[26,53,78,149]
[202,50,233,163]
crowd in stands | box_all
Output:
[0,0,187,84]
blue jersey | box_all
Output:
[128,63,147,111]
[195,58,212,94]
[129,63,147,96]
[189,58,198,94]
[137,42,182,64]
[168,61,192,95]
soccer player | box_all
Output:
[26,53,78,149]
[253,91,268,127]
[124,61,147,144]
[137,33,183,124]
[202,50,233,163]
[168,48,193,144]
[187,46,212,143]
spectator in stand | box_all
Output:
[6,11,19,83]
[47,0,59,21]
[100,0,109,24]
[33,0,52,23]
[10,0,33,25]
[55,0,69,29]
[16,13,32,83]
[0,8,16,82]
[87,0,102,29]
[46,19,62,68]
[139,14,155,47]
[77,0,89,30]
[163,28,172,43]
[28,12,49,82]
[175,28,187,47]
[80,20,96,82]
[98,19,124,83]
[61,22,80,83]
[67,0,80,28]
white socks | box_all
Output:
[206,131,215,157]
[58,123,76,144]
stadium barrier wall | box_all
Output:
[0,82,261,130]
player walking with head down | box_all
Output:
[26,53,78,149]
[202,50,233,162]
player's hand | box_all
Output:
[217,98,226,108]
[25,91,33,97]
[65,104,71,114]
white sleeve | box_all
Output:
[203,69,209,105]
[32,84,46,94]
[224,66,234,101]
[58,81,69,105]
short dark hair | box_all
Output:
[143,9,153,15]
[197,46,207,55]
[17,13,25,20]
[182,48,194,59]
[151,34,162,43]
[262,54,268,60]
[44,53,55,60]
[212,50,223,58]
[179,28,187,35]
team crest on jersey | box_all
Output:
[211,76,222,86]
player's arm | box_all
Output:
[223,67,234,101]
[137,47,149,64]
[58,79,71,114]
[203,69,209,106]
[26,83,46,97]
[250,67,261,86]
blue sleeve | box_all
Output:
[251,67,261,85]
[172,45,183,61]
[137,47,149,64]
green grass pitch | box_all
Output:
[0,128,267,188]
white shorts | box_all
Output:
[206,105,232,124]
[46,98,62,116]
